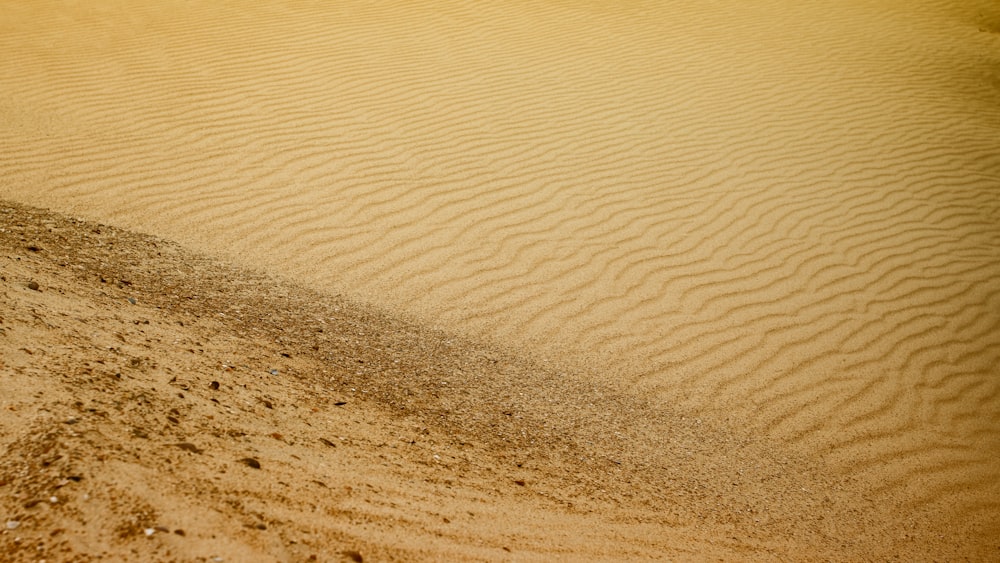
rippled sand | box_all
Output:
[2,1,999,559]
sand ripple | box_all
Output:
[2,0,999,547]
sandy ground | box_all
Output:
[0,202,991,562]
[2,1,1000,560]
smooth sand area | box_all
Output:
[2,1,999,560]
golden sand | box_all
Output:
[2,1,999,559]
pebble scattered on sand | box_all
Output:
[239,457,261,469]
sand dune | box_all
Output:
[2,0,999,559]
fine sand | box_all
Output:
[2,1,1000,560]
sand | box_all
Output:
[1,0,999,560]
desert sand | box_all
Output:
[1,0,999,560]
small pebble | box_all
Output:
[239,457,261,469]
[127,297,137,305]
[6,520,20,530]
[268,369,279,376]
[144,528,155,536]
[27,281,39,291]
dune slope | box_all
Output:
[1,0,999,559]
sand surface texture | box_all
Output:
[4,202,798,561]
[2,1,1000,560]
